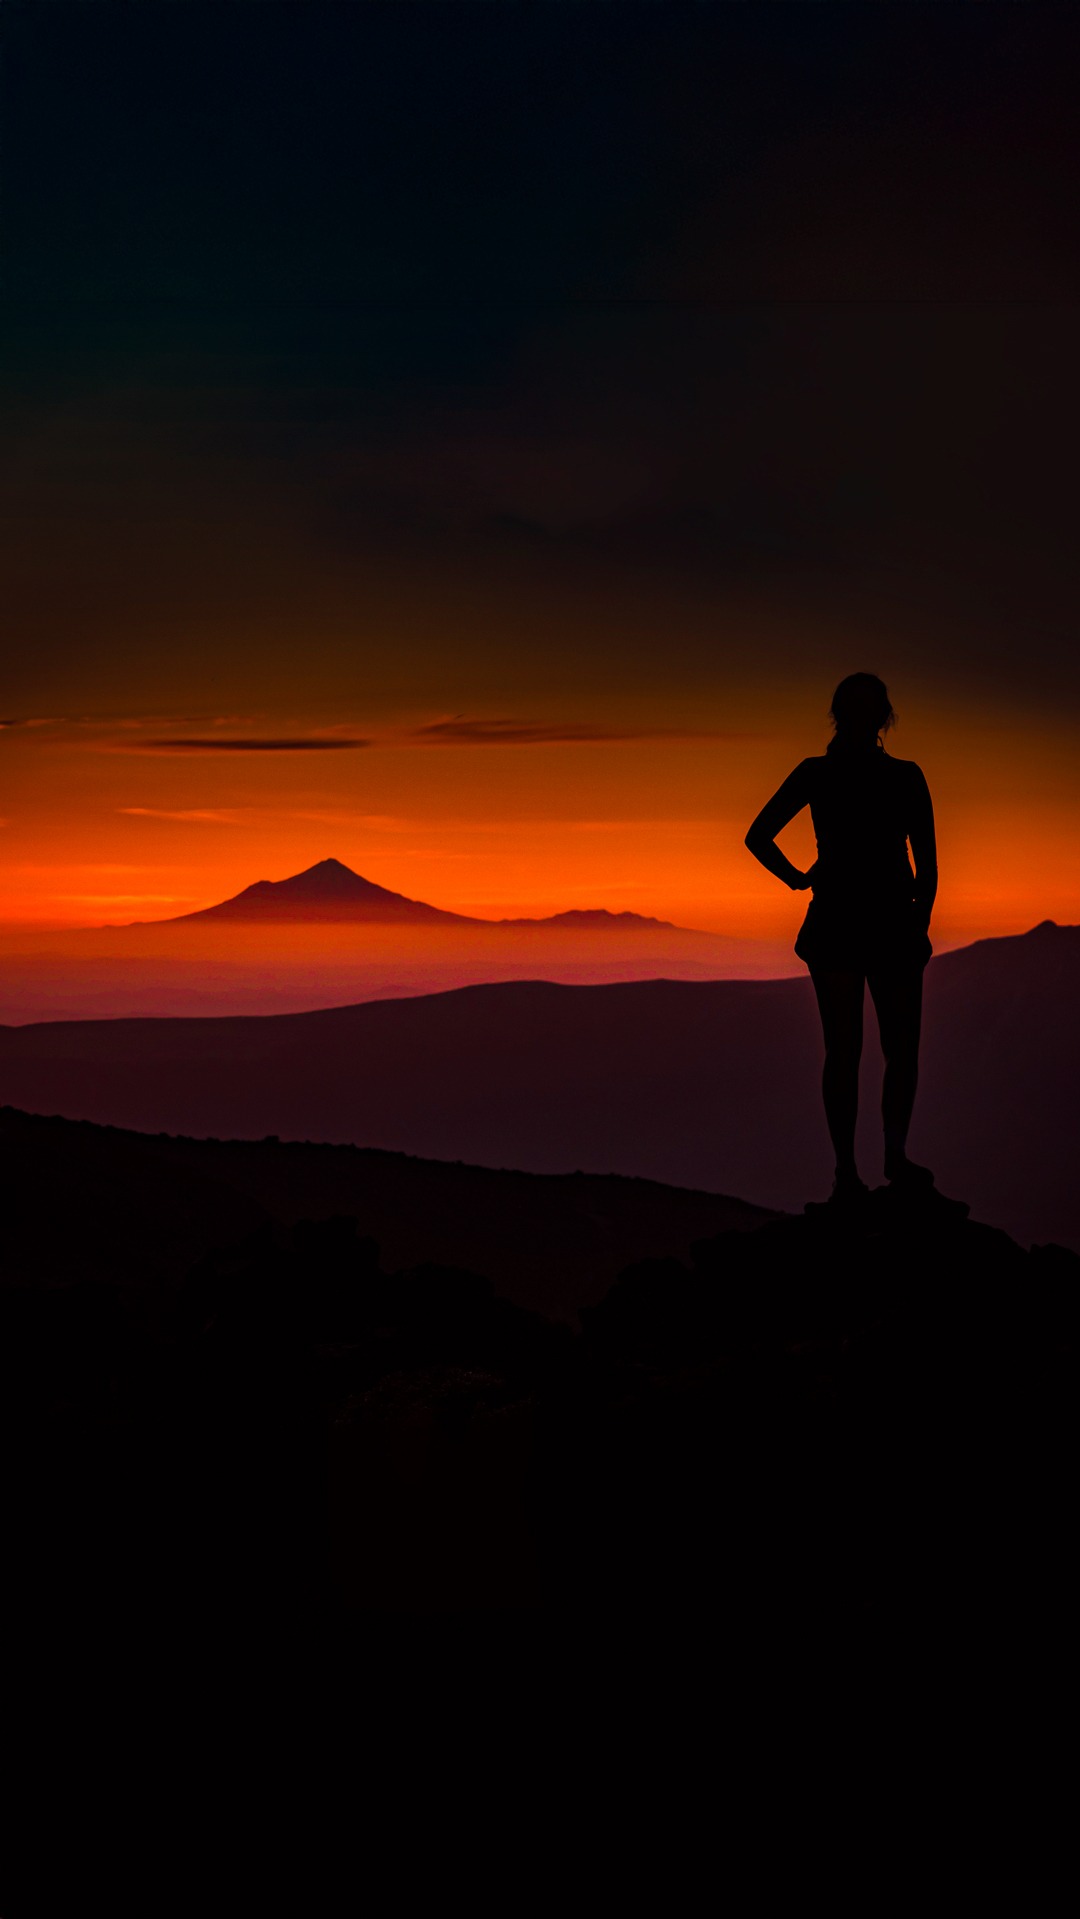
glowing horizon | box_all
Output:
[2,690,1077,952]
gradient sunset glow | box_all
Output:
[3,690,1076,953]
[4,8,1079,967]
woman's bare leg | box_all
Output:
[810,969,865,1183]
[867,965,931,1182]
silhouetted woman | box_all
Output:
[745,673,937,1200]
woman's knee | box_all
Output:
[869,974,922,1061]
[813,971,864,1057]
[823,1030,863,1070]
[876,1001,920,1063]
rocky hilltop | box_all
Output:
[2,1106,1074,1615]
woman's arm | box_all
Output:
[744,762,816,891]
[908,767,938,927]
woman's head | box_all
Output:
[828,673,895,741]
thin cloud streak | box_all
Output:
[106,737,373,755]
[60,894,197,905]
[119,806,411,827]
[8,716,254,734]
[119,807,244,823]
[405,718,741,747]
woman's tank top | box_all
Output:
[806,743,920,907]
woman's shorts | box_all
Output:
[795,898,932,974]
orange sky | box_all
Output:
[3,682,1077,952]
[6,10,1080,973]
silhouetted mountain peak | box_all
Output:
[147,858,698,931]
[261,859,388,898]
[294,857,357,881]
[172,859,471,925]
[236,859,399,900]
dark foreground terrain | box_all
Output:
[2,1107,1075,1615]
[0,1105,775,1324]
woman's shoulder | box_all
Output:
[885,753,928,781]
[883,755,932,802]
[769,756,822,793]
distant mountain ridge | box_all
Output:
[496,909,676,930]
[2,919,1077,1250]
[145,858,685,931]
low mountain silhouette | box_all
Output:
[138,858,685,931]
[2,1102,1074,1613]
[164,857,473,925]
[0,862,774,1023]
[2,921,1076,1250]
[494,909,677,930]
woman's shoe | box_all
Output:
[805,1171,869,1214]
[884,1152,935,1188]
[830,1170,870,1205]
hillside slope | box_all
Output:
[1,922,1076,1249]
[0,1106,774,1324]
[2,1124,1074,1612]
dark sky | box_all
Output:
[3,2,1080,931]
